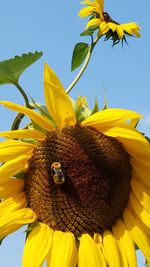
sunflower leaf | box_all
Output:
[102,94,108,110]
[80,26,99,36]
[91,97,99,114]
[0,51,43,85]
[71,42,89,71]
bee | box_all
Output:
[51,162,65,184]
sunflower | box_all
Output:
[0,63,150,267]
[78,0,141,42]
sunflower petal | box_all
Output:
[0,177,24,199]
[0,140,34,162]
[108,22,117,32]
[123,207,150,262]
[0,155,29,178]
[22,223,53,267]
[0,208,36,239]
[86,18,101,29]
[103,126,150,162]
[112,225,128,267]
[103,125,147,143]
[0,101,53,131]
[79,6,99,18]
[94,234,107,267]
[47,231,77,267]
[0,129,45,140]
[100,22,110,35]
[0,192,27,214]
[81,108,142,131]
[116,25,124,39]
[129,192,150,229]
[113,220,137,267]
[44,64,76,128]
[131,178,150,213]
[47,231,62,267]
[132,161,150,190]
[78,234,106,267]
[103,230,120,267]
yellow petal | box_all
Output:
[103,126,150,161]
[78,234,107,267]
[103,125,147,143]
[103,230,120,267]
[47,231,77,267]
[99,21,110,35]
[86,18,101,29]
[112,225,128,267]
[129,192,150,229]
[47,231,62,267]
[0,208,36,239]
[108,22,117,32]
[116,25,124,39]
[0,101,53,131]
[0,177,24,199]
[94,233,107,267]
[22,223,53,267]
[131,178,150,213]
[44,64,76,128]
[97,0,104,11]
[121,22,141,37]
[48,232,77,267]
[113,220,137,267]
[0,155,29,178]
[123,207,150,262]
[0,140,34,162]
[128,208,150,237]
[79,6,99,18]
[131,161,150,190]
[81,108,142,131]
[0,129,45,140]
[0,192,27,214]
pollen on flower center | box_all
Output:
[25,125,132,236]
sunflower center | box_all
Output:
[103,12,119,24]
[25,125,131,236]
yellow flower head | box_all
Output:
[79,0,141,44]
[0,64,150,267]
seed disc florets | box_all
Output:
[25,125,131,236]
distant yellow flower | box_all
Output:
[79,0,141,43]
[0,64,150,267]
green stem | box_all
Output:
[14,82,31,108]
[11,83,32,130]
[11,113,25,130]
[66,36,100,95]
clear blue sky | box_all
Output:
[0,0,149,266]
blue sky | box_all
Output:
[0,0,149,266]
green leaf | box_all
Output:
[102,94,108,110]
[91,97,99,115]
[0,51,43,85]
[76,106,92,123]
[80,26,99,37]
[71,42,89,71]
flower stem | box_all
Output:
[11,83,32,130]
[11,113,25,130]
[14,82,31,109]
[66,35,100,95]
